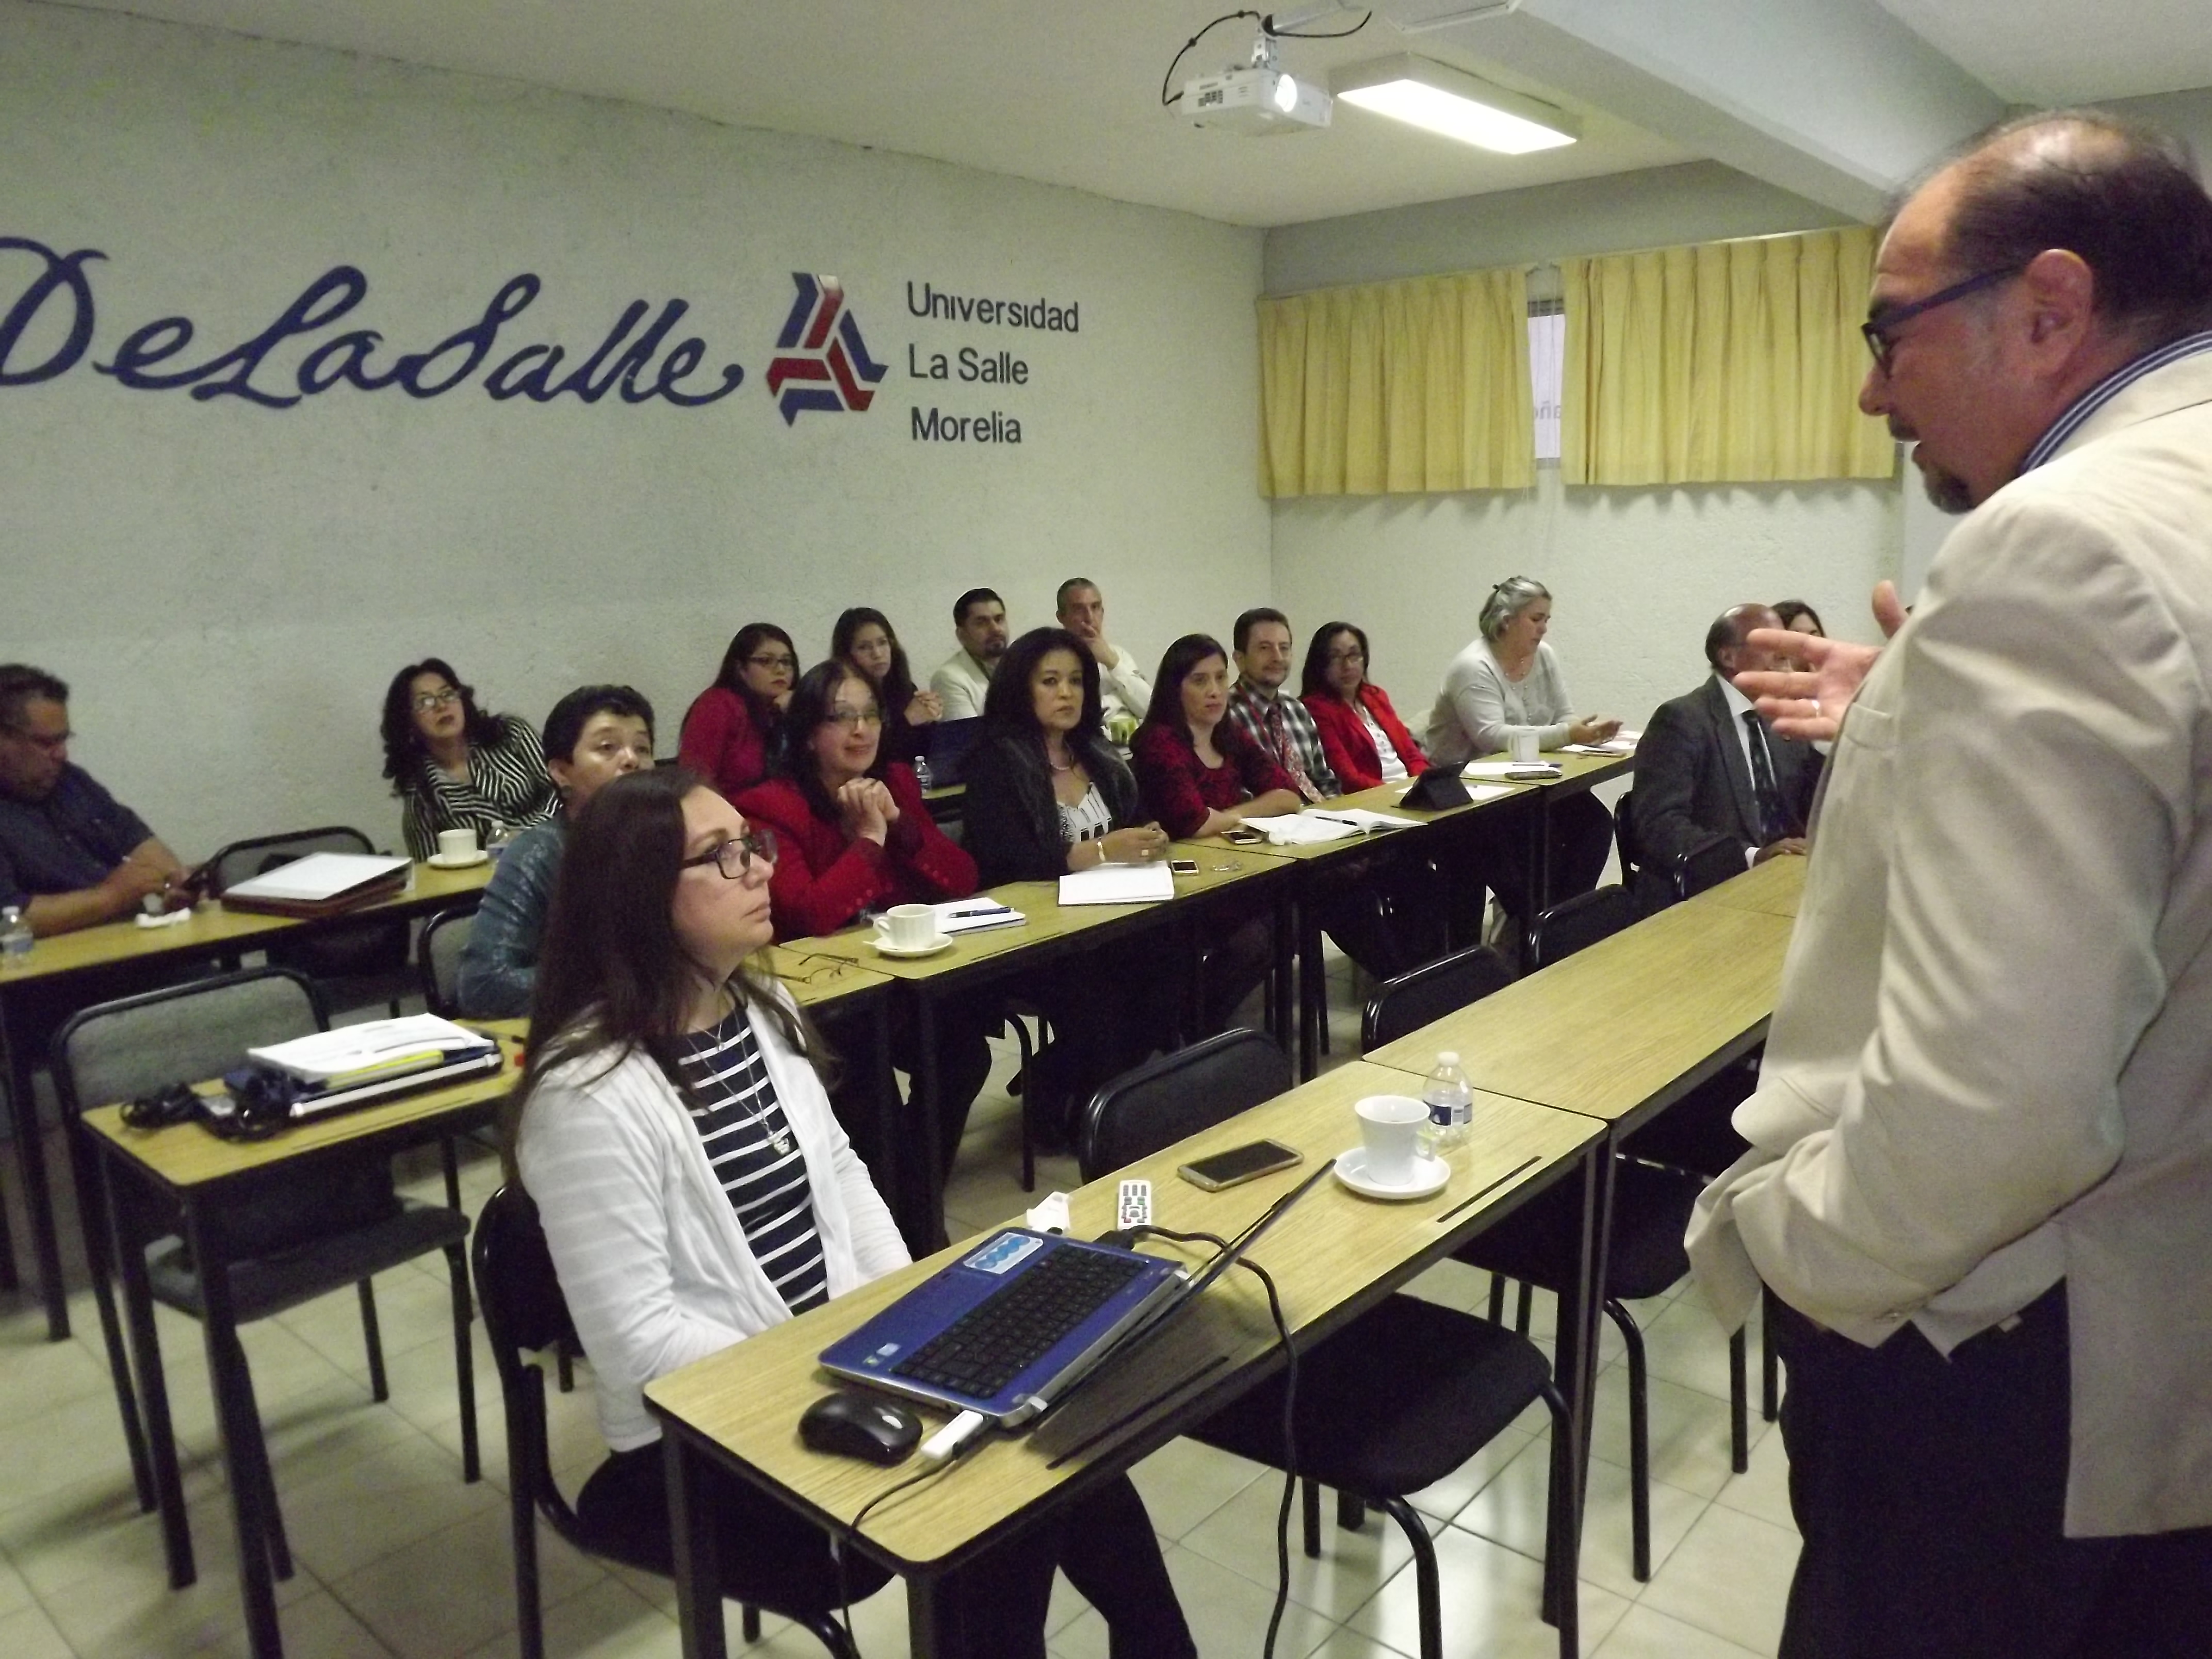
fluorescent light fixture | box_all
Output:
[1332,54,1577,154]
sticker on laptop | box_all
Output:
[963,1232,1046,1275]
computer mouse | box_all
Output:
[799,1389,923,1465]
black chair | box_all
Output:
[1527,885,1641,972]
[1080,1030,1576,1659]
[1670,831,1745,903]
[1360,945,1515,1052]
[471,1184,858,1659]
[206,825,414,1016]
[1450,889,1753,1579]
[418,906,476,1018]
[1613,789,1644,889]
[54,967,479,1588]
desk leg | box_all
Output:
[1542,1145,1600,1632]
[913,991,948,1255]
[666,1433,728,1659]
[1271,884,1296,1069]
[106,1156,194,1587]
[869,994,903,1249]
[1524,792,1550,938]
[907,1572,947,1659]
[183,1205,283,1659]
[1296,893,1324,1082]
[0,991,70,1338]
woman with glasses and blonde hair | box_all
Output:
[737,661,992,1212]
[507,767,1193,1659]
[379,657,558,860]
[678,623,798,801]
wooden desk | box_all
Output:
[79,1027,524,1659]
[1686,852,1806,918]
[793,855,1300,1247]
[647,1059,1600,1658]
[1369,898,1792,1127]
[1,859,495,1341]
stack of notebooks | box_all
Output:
[220,852,412,918]
[244,1015,503,1121]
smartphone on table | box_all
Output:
[1177,1139,1304,1192]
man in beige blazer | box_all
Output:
[1687,111,2212,1657]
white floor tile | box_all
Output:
[0,1602,76,1659]
[1180,1470,1423,1620]
[1053,1540,1339,1659]
[1344,1522,1628,1658]
[1711,1411,1796,1534]
[1454,1434,1707,1599]
[1127,1436,1268,1541]
[276,1434,499,1582]
[1592,1602,1766,1659]
[334,1504,605,1659]
[1635,1503,1800,1657]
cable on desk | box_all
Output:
[835,1428,991,1658]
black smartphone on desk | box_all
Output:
[1178,1139,1303,1192]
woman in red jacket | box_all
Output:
[1298,622,1428,793]
[736,661,991,1239]
[678,623,796,800]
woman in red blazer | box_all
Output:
[678,623,795,800]
[1297,622,1429,793]
[735,660,990,1230]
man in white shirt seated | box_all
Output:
[1054,577,1150,730]
[928,587,1009,720]
[1630,604,1819,908]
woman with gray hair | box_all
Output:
[1425,576,1620,927]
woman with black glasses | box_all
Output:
[737,662,993,1215]
[507,768,1193,1659]
[678,623,798,801]
[379,657,558,860]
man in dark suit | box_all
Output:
[1631,605,1821,908]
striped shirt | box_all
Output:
[401,715,560,860]
[2020,329,2212,475]
[667,1004,828,1315]
[1225,681,1338,801]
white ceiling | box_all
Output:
[1878,0,2212,104]
[51,2,2212,229]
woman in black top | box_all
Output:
[959,629,1170,1136]
[830,607,940,767]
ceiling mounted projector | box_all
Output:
[1331,54,1576,153]
[1183,64,1333,135]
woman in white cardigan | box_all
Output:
[507,766,1194,1658]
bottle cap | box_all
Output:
[1437,1051,1458,1065]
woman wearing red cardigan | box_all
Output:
[735,660,990,1241]
[1298,622,1428,793]
[678,623,795,801]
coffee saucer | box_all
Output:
[874,933,954,959]
[426,851,490,869]
[1333,1146,1451,1201]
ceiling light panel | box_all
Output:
[1331,54,1578,153]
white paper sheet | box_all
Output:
[1057,864,1176,905]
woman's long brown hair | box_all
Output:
[497,766,829,1174]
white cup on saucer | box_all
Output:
[873,903,937,952]
[436,827,478,862]
[1354,1095,1428,1186]
[1508,729,1541,765]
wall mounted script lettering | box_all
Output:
[0,238,745,409]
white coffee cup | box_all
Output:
[1355,1094,1429,1186]
[873,903,937,951]
[436,827,479,861]
[1508,729,1541,765]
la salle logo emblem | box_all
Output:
[766,272,886,425]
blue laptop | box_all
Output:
[820,1163,1333,1428]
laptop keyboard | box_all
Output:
[891,1246,1151,1398]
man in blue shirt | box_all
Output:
[0,664,192,936]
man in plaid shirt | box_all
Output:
[1225,609,1337,802]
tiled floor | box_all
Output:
[0,955,1799,1657]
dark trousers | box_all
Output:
[820,996,994,1225]
[577,1445,1195,1659]
[1771,1282,2212,1659]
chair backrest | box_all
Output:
[1526,884,1640,973]
[472,1183,585,1535]
[51,966,329,1121]
[419,907,477,1018]
[1360,945,1514,1052]
[1614,789,1644,880]
[1078,1029,1292,1182]
[1671,831,1744,903]
[205,825,373,896]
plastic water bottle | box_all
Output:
[1424,1050,1472,1153]
[1,906,31,971]
[913,756,934,792]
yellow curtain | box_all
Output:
[1257,267,1533,497]
[1559,227,1894,486]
